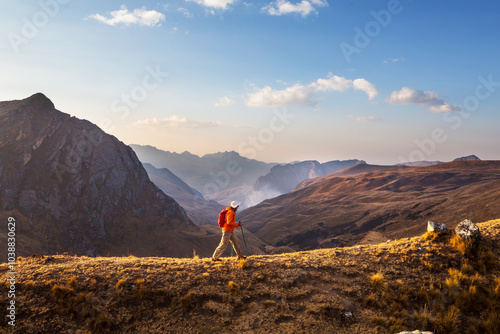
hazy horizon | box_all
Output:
[2,1,499,165]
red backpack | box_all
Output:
[218,209,228,228]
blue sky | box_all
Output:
[1,0,499,164]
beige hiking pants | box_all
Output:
[212,231,243,259]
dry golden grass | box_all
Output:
[1,219,499,333]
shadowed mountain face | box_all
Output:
[142,163,225,226]
[238,161,500,250]
[0,94,211,259]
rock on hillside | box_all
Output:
[0,93,210,259]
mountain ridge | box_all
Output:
[0,94,216,259]
[238,161,500,250]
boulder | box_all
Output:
[427,221,447,233]
[455,219,481,244]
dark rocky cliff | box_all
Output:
[0,93,203,258]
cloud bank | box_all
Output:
[386,87,461,113]
[246,74,379,107]
[88,6,165,27]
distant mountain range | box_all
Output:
[0,94,220,259]
[130,145,275,197]
[133,144,365,210]
[238,161,500,251]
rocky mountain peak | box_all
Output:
[0,94,202,258]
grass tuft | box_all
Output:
[228,281,239,294]
[370,272,384,288]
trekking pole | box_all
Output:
[239,221,249,256]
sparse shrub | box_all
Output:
[115,279,125,291]
[178,290,196,309]
[422,231,440,242]
[370,272,384,288]
[411,306,434,331]
[461,261,475,275]
[417,286,430,304]
[386,315,406,333]
[435,305,460,334]
[364,292,379,307]
[67,276,77,288]
[477,249,498,274]
[134,278,145,296]
[449,233,474,254]
[448,268,466,283]
[52,284,74,299]
[456,284,484,313]
[444,276,460,291]
[192,249,199,260]
[88,311,113,332]
[484,310,500,333]
[228,281,239,295]
[239,259,248,269]
[371,316,386,327]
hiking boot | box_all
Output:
[211,257,222,262]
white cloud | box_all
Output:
[178,8,193,18]
[386,87,461,113]
[214,96,232,107]
[246,74,378,108]
[186,0,238,10]
[246,84,316,107]
[87,6,165,27]
[383,57,405,64]
[263,0,328,17]
[133,116,222,129]
[428,104,462,113]
[353,78,379,100]
[348,115,381,123]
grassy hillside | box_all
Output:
[239,161,500,250]
[1,219,499,333]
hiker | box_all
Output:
[212,201,246,261]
